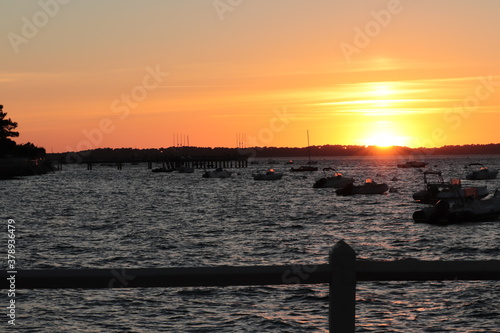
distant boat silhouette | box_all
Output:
[252,168,283,180]
[290,130,318,172]
[313,168,355,188]
[335,178,389,195]
[465,163,498,180]
[397,161,428,168]
[202,168,232,178]
[290,165,318,172]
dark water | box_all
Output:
[2,155,500,332]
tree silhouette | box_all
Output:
[0,105,20,156]
[0,105,19,141]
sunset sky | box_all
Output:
[2,0,500,152]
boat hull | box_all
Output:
[413,197,500,224]
[336,183,389,195]
[202,170,232,178]
[466,170,499,180]
[397,161,428,168]
[252,173,283,180]
[290,166,318,172]
[313,176,354,188]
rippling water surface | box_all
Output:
[2,155,500,332]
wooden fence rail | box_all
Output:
[2,240,500,332]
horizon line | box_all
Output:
[46,143,500,155]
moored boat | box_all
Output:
[335,178,389,195]
[465,163,499,180]
[252,168,283,180]
[413,171,488,204]
[290,165,318,172]
[291,130,318,172]
[313,168,354,188]
[202,168,232,178]
[413,193,500,224]
[397,161,428,168]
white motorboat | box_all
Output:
[466,163,498,180]
[202,168,232,178]
[413,171,488,204]
[313,168,354,188]
[252,168,283,180]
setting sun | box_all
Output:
[358,121,409,147]
[370,82,396,98]
[362,133,407,147]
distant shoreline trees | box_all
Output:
[47,143,500,164]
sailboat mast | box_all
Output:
[307,130,311,162]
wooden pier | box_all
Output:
[52,155,249,171]
[2,241,500,331]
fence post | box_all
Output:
[329,240,357,332]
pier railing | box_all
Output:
[3,240,500,332]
